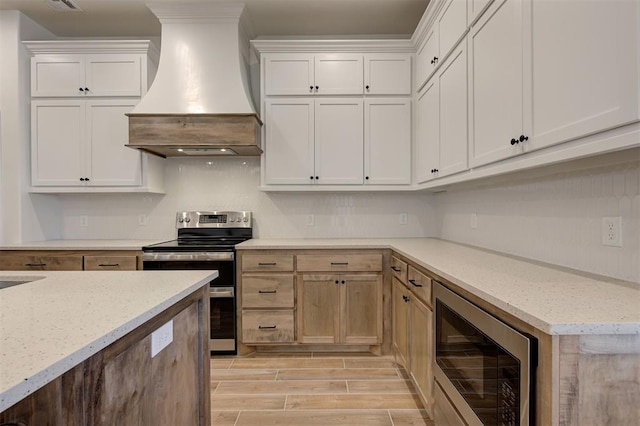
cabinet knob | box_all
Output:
[431,56,439,64]
[84,87,89,92]
[519,134,529,142]
[315,176,319,180]
[434,169,438,173]
[510,138,518,145]
[341,280,346,284]
[310,85,314,91]
[365,85,370,90]
[365,176,369,180]
[310,176,314,180]
[80,177,86,181]
[315,85,319,91]
[335,280,339,284]
[79,87,84,92]
[85,177,90,181]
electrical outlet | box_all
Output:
[399,213,408,225]
[307,214,315,226]
[138,214,148,226]
[80,216,88,227]
[151,320,173,358]
[602,216,622,247]
[471,213,478,229]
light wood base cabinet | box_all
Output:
[0,250,140,271]
[298,273,383,345]
[0,287,210,425]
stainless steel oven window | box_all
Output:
[433,282,537,426]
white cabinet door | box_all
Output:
[314,54,363,95]
[416,25,439,90]
[31,100,85,186]
[365,99,411,185]
[364,54,411,95]
[438,42,468,178]
[31,55,142,97]
[85,55,142,97]
[528,0,639,152]
[314,98,364,184]
[86,100,141,186]
[264,54,315,96]
[31,56,85,97]
[438,0,468,64]
[264,98,315,184]
[468,0,525,168]
[415,79,439,184]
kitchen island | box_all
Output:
[0,270,215,424]
[237,238,640,425]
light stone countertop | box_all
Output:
[0,239,166,250]
[236,238,640,336]
[0,270,216,412]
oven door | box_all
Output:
[141,252,237,354]
[433,282,536,426]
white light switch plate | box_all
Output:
[151,320,173,358]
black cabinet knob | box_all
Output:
[315,176,319,180]
[365,176,369,180]
[310,85,314,91]
[310,176,314,180]
[519,134,529,142]
[365,85,370,90]
[80,177,85,181]
[315,85,319,90]
[335,280,339,284]
[434,169,438,173]
[79,88,84,92]
[85,177,90,181]
[510,138,518,145]
[84,87,89,92]
[341,280,345,284]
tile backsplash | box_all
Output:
[58,157,437,241]
[436,160,640,283]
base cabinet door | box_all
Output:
[342,274,383,344]
[297,274,341,344]
[409,296,434,408]
[392,278,410,368]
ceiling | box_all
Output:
[0,0,429,38]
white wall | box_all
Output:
[0,11,60,244]
[436,158,640,283]
[57,157,437,240]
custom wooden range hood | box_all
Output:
[126,113,263,157]
[125,2,262,157]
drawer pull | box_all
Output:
[391,266,401,272]
[258,262,277,266]
[258,325,277,330]
[409,279,423,288]
[331,262,349,266]
[98,263,120,267]
[258,290,277,294]
[25,263,46,267]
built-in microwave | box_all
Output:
[433,282,537,425]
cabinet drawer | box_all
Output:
[0,254,83,271]
[407,266,432,307]
[242,275,294,308]
[297,254,382,272]
[242,310,295,343]
[242,254,294,272]
[390,256,408,283]
[83,255,138,271]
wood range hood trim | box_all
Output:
[125,113,263,158]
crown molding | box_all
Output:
[251,38,415,54]
[23,40,158,57]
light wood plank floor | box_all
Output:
[211,353,434,426]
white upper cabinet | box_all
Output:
[364,54,412,95]
[314,54,363,95]
[264,53,363,96]
[468,0,526,168]
[415,41,468,184]
[31,100,142,187]
[31,54,142,97]
[365,98,411,184]
[314,98,364,184]
[264,55,315,96]
[264,98,315,184]
[416,0,468,90]
[528,0,639,153]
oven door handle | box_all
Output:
[210,287,234,298]
[141,252,235,262]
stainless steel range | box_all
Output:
[141,211,252,355]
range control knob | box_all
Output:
[178,218,184,223]
[243,217,248,222]
[184,217,191,223]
